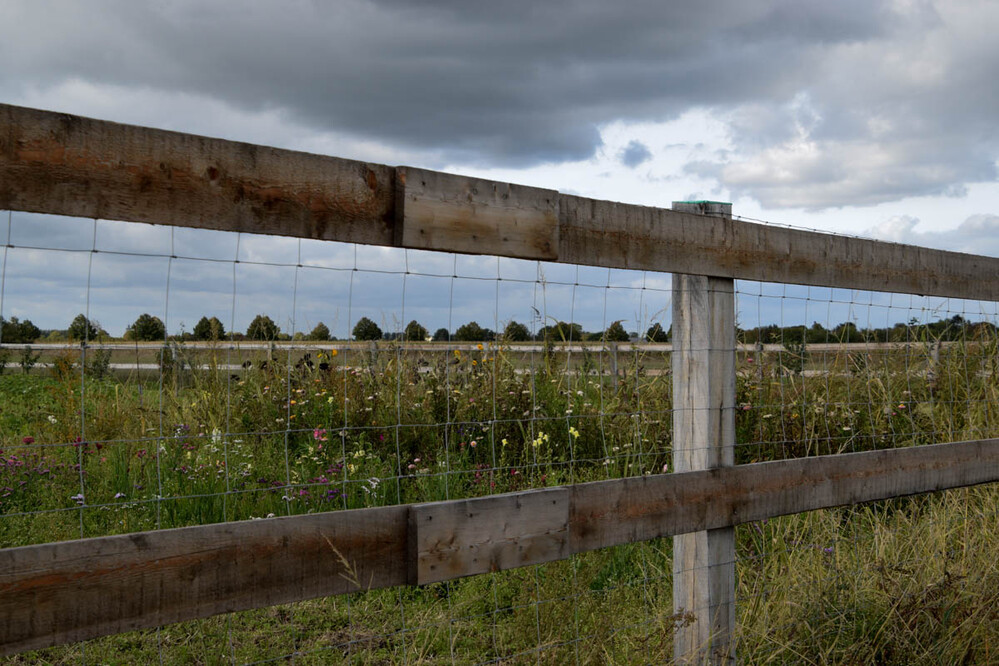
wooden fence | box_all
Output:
[2,103,999,663]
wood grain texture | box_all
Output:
[0,104,396,245]
[411,487,569,584]
[0,506,408,656]
[396,166,558,259]
[4,104,999,300]
[671,229,737,664]
[557,194,999,300]
[569,438,999,555]
[2,440,998,656]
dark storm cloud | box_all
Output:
[619,140,652,168]
[1,1,995,208]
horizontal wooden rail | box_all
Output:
[3,104,999,300]
[2,438,998,656]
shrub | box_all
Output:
[353,317,382,341]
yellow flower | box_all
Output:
[477,343,484,351]
[453,349,461,358]
[501,438,508,447]
[568,427,580,438]
[347,463,356,474]
[330,349,339,357]
[471,360,477,366]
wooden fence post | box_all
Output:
[671,201,736,664]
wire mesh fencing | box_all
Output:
[2,206,999,664]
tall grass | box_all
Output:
[1,334,997,663]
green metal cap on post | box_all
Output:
[671,200,732,218]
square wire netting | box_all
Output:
[732,280,999,664]
[1,210,681,664]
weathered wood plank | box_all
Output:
[569,438,999,554]
[1,439,997,656]
[4,104,999,300]
[0,103,396,245]
[410,487,569,584]
[0,506,408,656]
[671,209,737,665]
[557,194,999,301]
[396,166,558,260]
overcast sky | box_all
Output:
[2,0,998,336]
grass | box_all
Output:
[2,334,998,664]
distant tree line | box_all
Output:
[1,313,993,345]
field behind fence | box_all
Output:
[2,103,999,664]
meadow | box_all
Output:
[2,335,998,664]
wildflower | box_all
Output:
[662,464,669,473]
[454,349,461,358]
[347,463,356,474]
[70,493,85,505]
[114,492,126,499]
[47,415,58,424]
[501,438,508,447]
[330,349,338,357]
[21,436,34,445]
[568,427,580,438]
[413,457,421,463]
[477,343,484,350]
[469,440,477,448]
[313,428,328,441]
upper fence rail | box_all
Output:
[2,102,997,301]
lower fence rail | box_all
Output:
[2,437,998,657]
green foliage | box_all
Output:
[1,316,41,343]
[246,314,280,341]
[193,316,226,341]
[307,322,331,341]
[604,320,630,342]
[503,320,530,342]
[352,316,382,341]
[432,327,450,342]
[403,320,428,341]
[18,346,40,374]
[68,314,99,342]
[126,313,166,341]
[454,321,494,341]
[645,322,668,342]
[537,321,582,342]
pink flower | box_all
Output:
[21,436,34,445]
[313,428,328,441]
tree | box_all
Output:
[127,313,166,341]
[453,321,486,341]
[193,316,226,341]
[246,314,280,341]
[432,327,450,342]
[352,317,382,341]
[645,322,668,342]
[604,321,630,342]
[503,321,530,342]
[0,317,40,343]
[403,320,428,341]
[307,322,331,341]
[68,314,99,342]
[537,321,583,342]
